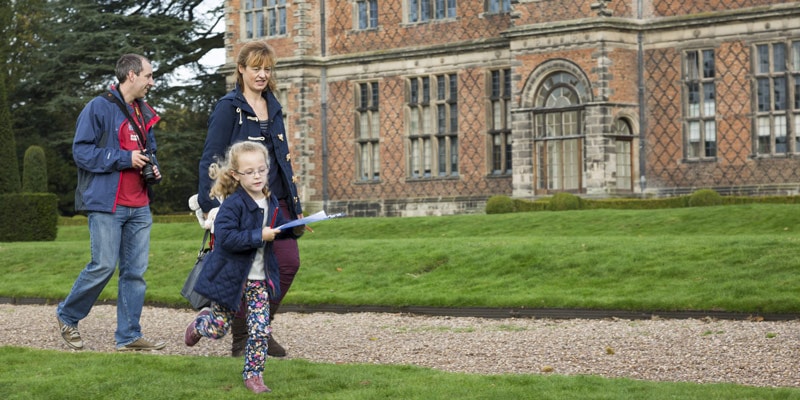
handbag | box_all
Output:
[181,230,212,310]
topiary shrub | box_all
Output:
[486,195,515,214]
[548,192,583,211]
[688,189,722,207]
[22,145,48,193]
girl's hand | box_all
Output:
[262,227,281,242]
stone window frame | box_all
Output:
[683,49,717,160]
[242,0,288,39]
[532,71,589,193]
[354,0,379,30]
[485,0,511,14]
[405,0,457,25]
[752,40,800,156]
[486,68,512,176]
[405,73,459,179]
[355,81,381,182]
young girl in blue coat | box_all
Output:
[184,141,296,394]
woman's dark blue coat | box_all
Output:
[194,187,294,311]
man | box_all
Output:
[56,54,166,351]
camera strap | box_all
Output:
[105,89,147,151]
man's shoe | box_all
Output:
[244,376,271,394]
[267,336,286,357]
[185,308,210,347]
[56,317,83,350]
[117,337,166,351]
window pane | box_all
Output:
[774,43,786,73]
[421,0,430,21]
[491,70,500,97]
[245,13,253,38]
[450,104,458,133]
[369,0,378,27]
[437,104,445,134]
[564,139,579,190]
[438,137,446,176]
[447,0,456,18]
[686,51,699,80]
[795,75,800,109]
[757,45,770,74]
[492,134,502,173]
[702,50,715,79]
[616,140,631,190]
[423,105,432,133]
[687,82,700,117]
[423,138,432,177]
[358,2,367,29]
[774,77,786,111]
[775,115,787,154]
[796,114,800,152]
[688,121,700,158]
[492,101,502,130]
[704,121,716,157]
[793,42,800,71]
[372,144,380,179]
[757,117,771,153]
[504,134,512,173]
[360,145,369,180]
[450,137,458,176]
[409,0,418,22]
[371,82,379,107]
[268,9,276,35]
[371,113,380,138]
[411,139,419,176]
[756,78,770,112]
[359,114,369,138]
[360,84,368,109]
[703,84,715,116]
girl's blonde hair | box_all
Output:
[209,141,271,201]
[234,40,278,92]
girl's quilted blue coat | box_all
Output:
[194,187,295,311]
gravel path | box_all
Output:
[2,304,799,388]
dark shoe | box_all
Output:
[185,308,210,347]
[117,337,166,351]
[231,315,247,357]
[56,316,84,350]
[267,336,286,357]
[244,376,271,394]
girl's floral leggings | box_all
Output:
[194,279,272,379]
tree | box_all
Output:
[0,73,21,194]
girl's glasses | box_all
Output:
[234,167,268,177]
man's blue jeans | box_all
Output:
[56,205,152,347]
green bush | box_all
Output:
[0,193,58,241]
[485,195,515,214]
[688,189,722,207]
[22,145,48,193]
[548,192,582,211]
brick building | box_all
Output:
[218,0,800,216]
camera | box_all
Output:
[141,151,158,184]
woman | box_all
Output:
[197,40,303,358]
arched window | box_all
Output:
[533,72,587,193]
